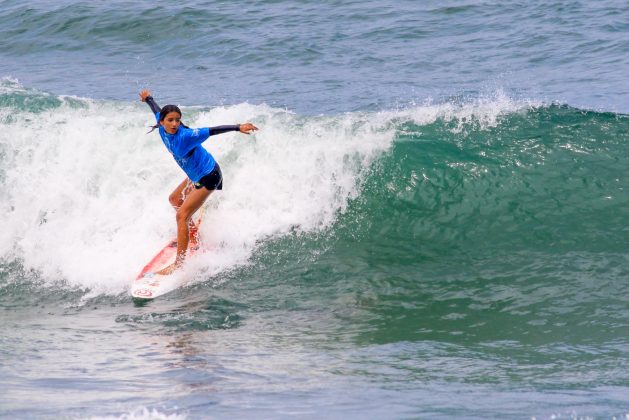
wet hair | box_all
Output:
[148,104,189,133]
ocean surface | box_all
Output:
[1,1,628,418]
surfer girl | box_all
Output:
[139,89,258,275]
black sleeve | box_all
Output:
[145,96,161,115]
[209,125,240,136]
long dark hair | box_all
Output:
[148,104,189,133]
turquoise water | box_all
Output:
[1,1,629,419]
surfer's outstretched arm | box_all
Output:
[139,89,161,115]
[210,123,258,136]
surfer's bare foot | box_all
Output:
[156,262,180,275]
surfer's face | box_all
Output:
[160,111,182,134]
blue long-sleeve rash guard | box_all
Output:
[145,96,239,182]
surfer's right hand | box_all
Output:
[139,89,152,102]
[239,123,259,134]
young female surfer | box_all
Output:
[139,89,258,275]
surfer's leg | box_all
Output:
[157,187,212,275]
[168,178,198,235]
[168,178,194,210]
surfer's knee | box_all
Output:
[175,208,192,224]
[169,192,182,208]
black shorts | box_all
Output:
[194,163,223,190]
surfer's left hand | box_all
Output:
[139,89,152,102]
[239,123,258,134]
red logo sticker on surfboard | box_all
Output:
[133,288,153,298]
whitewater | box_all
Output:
[0,80,395,294]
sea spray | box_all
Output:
[0,84,395,293]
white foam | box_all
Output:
[392,89,540,132]
[85,407,186,420]
[0,76,22,93]
[0,94,394,294]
